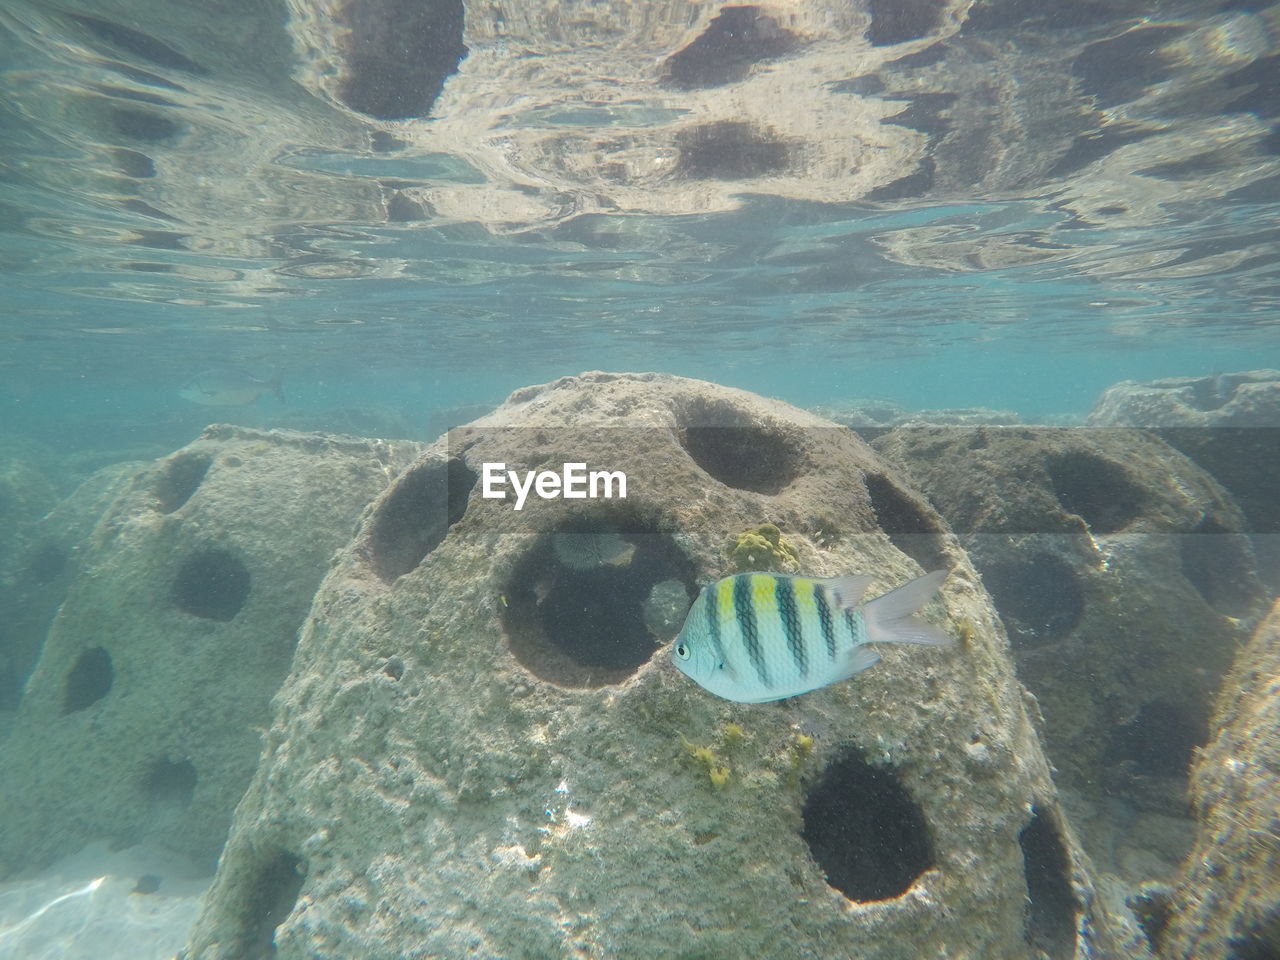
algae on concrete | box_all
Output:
[183,373,1131,960]
[725,522,799,573]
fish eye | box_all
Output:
[674,642,690,661]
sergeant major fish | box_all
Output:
[671,569,951,703]
[179,368,284,406]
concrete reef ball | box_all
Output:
[183,373,1131,960]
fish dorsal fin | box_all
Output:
[834,644,881,683]
[820,574,874,611]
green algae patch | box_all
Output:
[680,734,733,789]
[726,523,798,573]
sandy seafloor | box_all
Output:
[0,843,209,958]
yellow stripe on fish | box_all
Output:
[715,576,736,622]
[671,569,953,703]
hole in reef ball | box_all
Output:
[801,747,933,902]
[863,473,951,570]
[63,646,114,714]
[132,874,162,895]
[502,518,696,688]
[1018,807,1079,960]
[1179,520,1259,618]
[1103,700,1205,778]
[155,453,211,513]
[979,552,1083,648]
[146,757,197,813]
[678,423,800,494]
[172,548,251,621]
[1046,451,1145,533]
[241,849,306,957]
[368,457,475,582]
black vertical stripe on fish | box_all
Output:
[704,588,725,666]
[734,575,770,688]
[775,576,806,676]
[844,608,860,645]
[815,586,837,660]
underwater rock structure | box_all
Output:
[1088,369,1280,590]
[184,373,1134,960]
[0,462,141,720]
[0,426,421,873]
[870,426,1266,874]
[1155,600,1280,960]
[1088,369,1280,430]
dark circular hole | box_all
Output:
[863,473,951,570]
[155,453,211,513]
[1179,522,1260,618]
[678,425,800,494]
[1188,375,1236,412]
[173,549,251,621]
[146,757,197,812]
[502,519,695,688]
[63,646,114,714]
[1046,452,1146,534]
[1104,700,1204,778]
[1019,808,1079,960]
[242,850,306,956]
[368,457,475,582]
[980,553,1084,648]
[801,747,933,902]
[133,874,162,895]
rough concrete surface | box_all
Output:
[184,373,1132,960]
[1157,600,1280,960]
[1088,369,1280,592]
[871,425,1266,878]
[0,426,421,874]
[0,462,141,721]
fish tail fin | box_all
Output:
[863,569,952,647]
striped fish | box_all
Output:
[671,569,951,703]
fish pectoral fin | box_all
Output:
[834,644,881,683]
[822,574,874,611]
[716,660,741,684]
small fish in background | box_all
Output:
[179,368,284,406]
[672,569,951,703]
[552,531,636,570]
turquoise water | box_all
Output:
[2,2,1278,451]
[2,2,1279,958]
